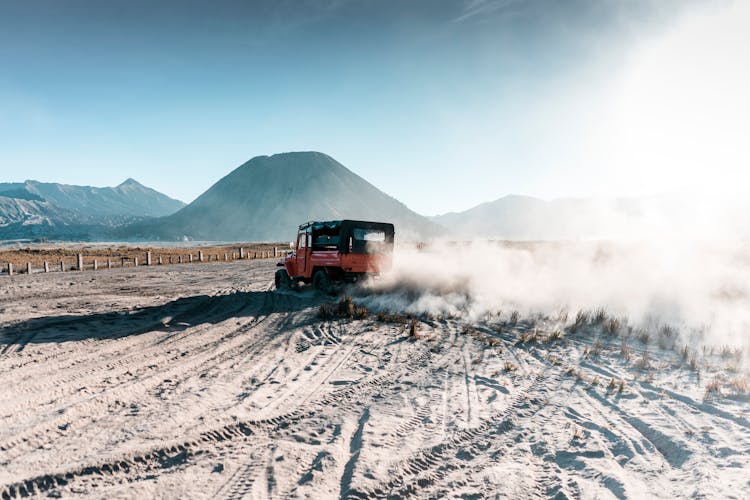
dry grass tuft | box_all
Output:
[319,296,368,320]
[572,425,586,440]
[634,351,651,370]
[680,345,689,361]
[338,295,355,317]
[727,377,749,396]
[376,311,411,323]
[318,303,336,320]
[548,354,562,366]
[515,329,539,346]
[620,340,632,362]
[704,379,722,399]
[689,354,698,372]
[636,329,650,345]
[407,319,419,338]
[571,310,590,332]
[594,308,608,324]
[592,339,603,356]
[545,329,565,343]
[659,324,677,339]
[509,310,519,326]
[604,318,621,337]
[503,360,518,372]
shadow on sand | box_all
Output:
[0,290,318,348]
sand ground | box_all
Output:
[1,260,749,498]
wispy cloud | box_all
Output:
[452,0,527,23]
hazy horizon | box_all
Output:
[2,0,748,215]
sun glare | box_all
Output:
[603,1,750,195]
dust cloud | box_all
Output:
[355,239,750,346]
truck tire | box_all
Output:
[275,269,291,290]
[312,269,331,294]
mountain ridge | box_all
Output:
[123,152,441,242]
[0,179,186,240]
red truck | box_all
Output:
[275,220,395,292]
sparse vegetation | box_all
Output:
[572,425,585,440]
[407,319,419,338]
[636,329,650,345]
[594,307,607,324]
[548,354,562,366]
[704,379,722,399]
[318,296,368,320]
[571,309,590,332]
[504,361,518,372]
[727,377,749,396]
[591,339,603,356]
[689,353,698,371]
[545,329,564,343]
[680,345,689,361]
[657,325,677,350]
[515,329,538,345]
[604,317,621,336]
[635,351,651,370]
[620,340,632,362]
[509,310,519,326]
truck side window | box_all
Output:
[298,233,307,249]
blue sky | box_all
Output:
[1,0,746,215]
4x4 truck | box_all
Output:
[275,220,395,292]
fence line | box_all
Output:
[2,246,288,277]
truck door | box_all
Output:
[295,231,309,277]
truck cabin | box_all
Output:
[297,220,394,255]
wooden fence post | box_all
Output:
[60,261,64,272]
[93,260,98,271]
[239,248,245,259]
[189,254,193,263]
[158,256,163,265]
[274,247,278,257]
[198,251,204,262]
[44,261,49,273]
[146,251,152,266]
[121,257,127,267]
[26,262,32,274]
[134,257,139,267]
[77,254,83,271]
[108,260,112,269]
[7,263,12,276]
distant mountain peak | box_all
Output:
[124,151,439,241]
[118,178,143,188]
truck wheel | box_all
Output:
[312,270,331,294]
[275,269,291,290]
